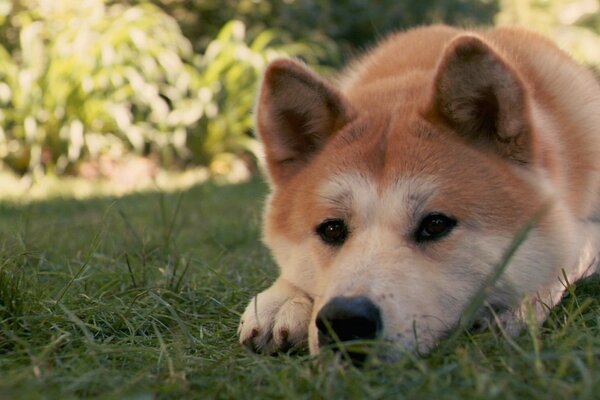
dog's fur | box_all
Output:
[238,25,600,358]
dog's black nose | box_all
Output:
[316,296,382,351]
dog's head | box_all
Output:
[256,35,579,357]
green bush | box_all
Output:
[0,0,329,176]
[189,20,334,167]
[0,0,203,175]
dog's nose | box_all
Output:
[316,296,382,346]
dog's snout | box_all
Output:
[316,296,382,345]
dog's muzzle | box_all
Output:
[316,296,382,362]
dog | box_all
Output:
[238,25,600,360]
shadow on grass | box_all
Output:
[0,177,284,397]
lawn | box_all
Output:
[0,177,599,399]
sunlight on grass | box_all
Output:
[0,167,209,201]
[0,160,253,201]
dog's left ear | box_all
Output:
[425,35,533,164]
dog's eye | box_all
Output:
[415,213,457,243]
[316,219,348,246]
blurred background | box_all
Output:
[0,0,598,198]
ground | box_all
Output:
[0,176,599,399]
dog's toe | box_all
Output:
[272,296,312,350]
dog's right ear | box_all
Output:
[256,59,353,185]
[424,35,534,164]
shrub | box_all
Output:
[0,0,329,176]
[188,20,334,167]
[0,0,205,175]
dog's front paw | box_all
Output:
[238,279,313,354]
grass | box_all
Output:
[0,176,599,399]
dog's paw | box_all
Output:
[473,298,554,337]
[493,309,527,336]
[472,307,525,336]
[238,280,313,354]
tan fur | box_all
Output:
[238,25,600,358]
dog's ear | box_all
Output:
[256,59,353,184]
[425,35,533,164]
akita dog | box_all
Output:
[238,25,600,359]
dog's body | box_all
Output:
[238,25,600,358]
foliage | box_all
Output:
[188,20,333,167]
[137,0,499,61]
[497,0,600,69]
[0,0,325,176]
[0,0,597,177]
[0,0,201,175]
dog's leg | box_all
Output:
[238,277,313,354]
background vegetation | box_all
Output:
[1,0,597,179]
[0,0,327,178]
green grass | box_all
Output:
[0,177,599,399]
